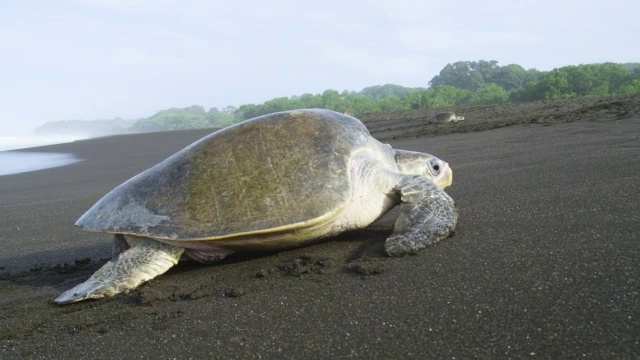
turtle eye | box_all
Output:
[428,158,441,175]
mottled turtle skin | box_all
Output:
[55,109,457,304]
[426,112,464,124]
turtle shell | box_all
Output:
[76,109,371,240]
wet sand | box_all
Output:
[1,95,638,358]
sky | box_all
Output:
[0,0,638,136]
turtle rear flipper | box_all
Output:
[385,176,458,256]
[54,237,184,304]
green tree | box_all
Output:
[430,60,545,94]
[474,60,500,82]
[429,60,500,91]
[376,95,407,112]
[621,63,640,74]
[222,106,238,116]
[321,89,342,110]
[261,97,297,114]
[360,84,418,100]
[131,105,210,132]
[430,85,471,106]
[469,83,508,105]
[489,64,528,91]
[600,63,632,94]
[510,63,638,101]
[540,70,574,99]
[207,107,235,126]
[404,86,470,110]
[294,93,323,108]
[509,81,539,102]
[429,61,484,91]
[348,93,379,115]
[616,79,640,95]
[236,103,261,120]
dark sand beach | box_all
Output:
[1,95,638,358]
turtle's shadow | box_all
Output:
[1,222,394,291]
[0,243,110,287]
[168,226,392,278]
[0,209,397,289]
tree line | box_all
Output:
[35,61,640,136]
[235,61,639,119]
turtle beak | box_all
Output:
[435,163,453,189]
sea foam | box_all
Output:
[0,152,81,176]
[0,135,88,151]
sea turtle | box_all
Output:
[426,112,464,124]
[55,109,458,304]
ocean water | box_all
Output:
[0,152,81,176]
[0,135,87,152]
[0,135,86,175]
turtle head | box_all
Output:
[393,149,452,189]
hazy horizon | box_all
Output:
[1,0,638,136]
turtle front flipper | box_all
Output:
[385,175,458,256]
[54,237,184,304]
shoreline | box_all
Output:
[1,97,638,358]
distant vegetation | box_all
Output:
[35,106,235,137]
[35,61,640,136]
[34,118,137,137]
[129,105,235,133]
